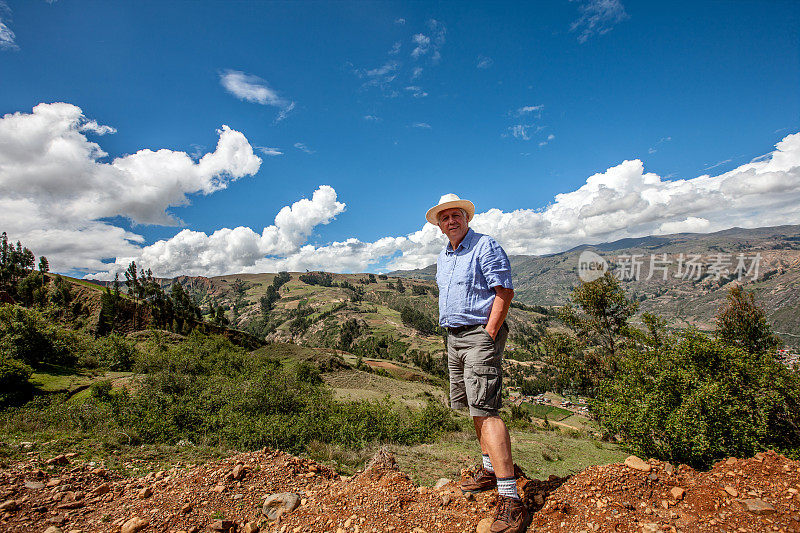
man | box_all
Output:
[427,193,530,533]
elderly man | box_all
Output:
[426,193,529,533]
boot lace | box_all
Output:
[495,496,514,523]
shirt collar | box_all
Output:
[445,228,474,254]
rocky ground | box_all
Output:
[0,446,798,533]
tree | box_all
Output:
[124,261,139,330]
[395,278,406,293]
[715,285,782,355]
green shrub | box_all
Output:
[593,329,800,468]
[0,355,33,406]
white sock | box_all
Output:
[482,454,494,473]
[497,476,519,499]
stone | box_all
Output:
[243,522,260,533]
[641,524,659,533]
[738,498,776,515]
[138,486,153,499]
[232,464,246,480]
[121,517,149,533]
[211,520,237,531]
[464,491,475,501]
[663,462,675,475]
[24,481,45,489]
[624,456,651,472]
[671,487,686,500]
[0,499,17,511]
[180,502,193,514]
[92,483,111,495]
[724,486,739,497]
[46,478,61,487]
[46,455,68,465]
[433,478,450,490]
[57,500,85,509]
[212,484,226,493]
[533,493,545,507]
[441,494,451,506]
[44,527,63,533]
[262,492,301,521]
[476,517,493,533]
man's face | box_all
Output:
[437,207,468,243]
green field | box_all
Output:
[521,402,573,422]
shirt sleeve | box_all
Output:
[478,238,514,290]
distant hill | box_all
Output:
[391,225,800,347]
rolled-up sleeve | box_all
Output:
[478,239,514,290]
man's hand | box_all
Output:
[485,286,514,340]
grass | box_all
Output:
[389,425,628,486]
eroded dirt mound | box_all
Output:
[0,446,798,533]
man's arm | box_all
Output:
[485,286,514,340]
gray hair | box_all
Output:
[437,208,468,224]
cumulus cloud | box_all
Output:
[219,70,295,121]
[571,0,629,43]
[116,131,800,277]
[0,102,261,272]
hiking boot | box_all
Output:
[460,466,497,493]
[490,495,531,533]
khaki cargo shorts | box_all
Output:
[447,322,509,417]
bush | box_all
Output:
[0,304,76,367]
[592,329,800,468]
[0,355,33,407]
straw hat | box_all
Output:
[425,193,475,225]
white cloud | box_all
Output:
[219,70,295,121]
[80,120,117,135]
[0,102,261,272]
[294,142,315,154]
[258,146,283,156]
[515,105,543,117]
[405,86,428,98]
[508,124,531,141]
[0,19,17,50]
[412,122,432,129]
[411,67,423,80]
[476,55,493,69]
[395,18,406,25]
[571,0,629,43]
[363,115,382,122]
[389,41,401,55]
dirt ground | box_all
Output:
[1,446,798,533]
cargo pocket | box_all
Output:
[471,365,501,410]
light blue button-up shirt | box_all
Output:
[436,228,514,328]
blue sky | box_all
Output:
[1,1,799,277]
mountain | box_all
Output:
[392,225,800,347]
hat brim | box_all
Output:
[426,199,475,225]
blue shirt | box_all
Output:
[436,228,514,327]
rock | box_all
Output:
[24,481,45,489]
[92,483,111,495]
[641,524,659,533]
[262,492,301,521]
[738,498,776,515]
[212,484,226,493]
[121,517,149,533]
[0,499,17,511]
[433,478,450,490]
[663,462,675,475]
[46,478,61,487]
[180,502,193,514]
[624,456,651,472]
[44,527,63,533]
[670,487,686,500]
[46,455,68,465]
[476,517,493,533]
[441,494,451,506]
[138,486,153,499]
[724,486,738,497]
[232,464,246,480]
[464,491,475,501]
[57,500,85,509]
[243,522,259,533]
[211,520,237,531]
[533,493,545,507]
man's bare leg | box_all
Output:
[473,415,514,478]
